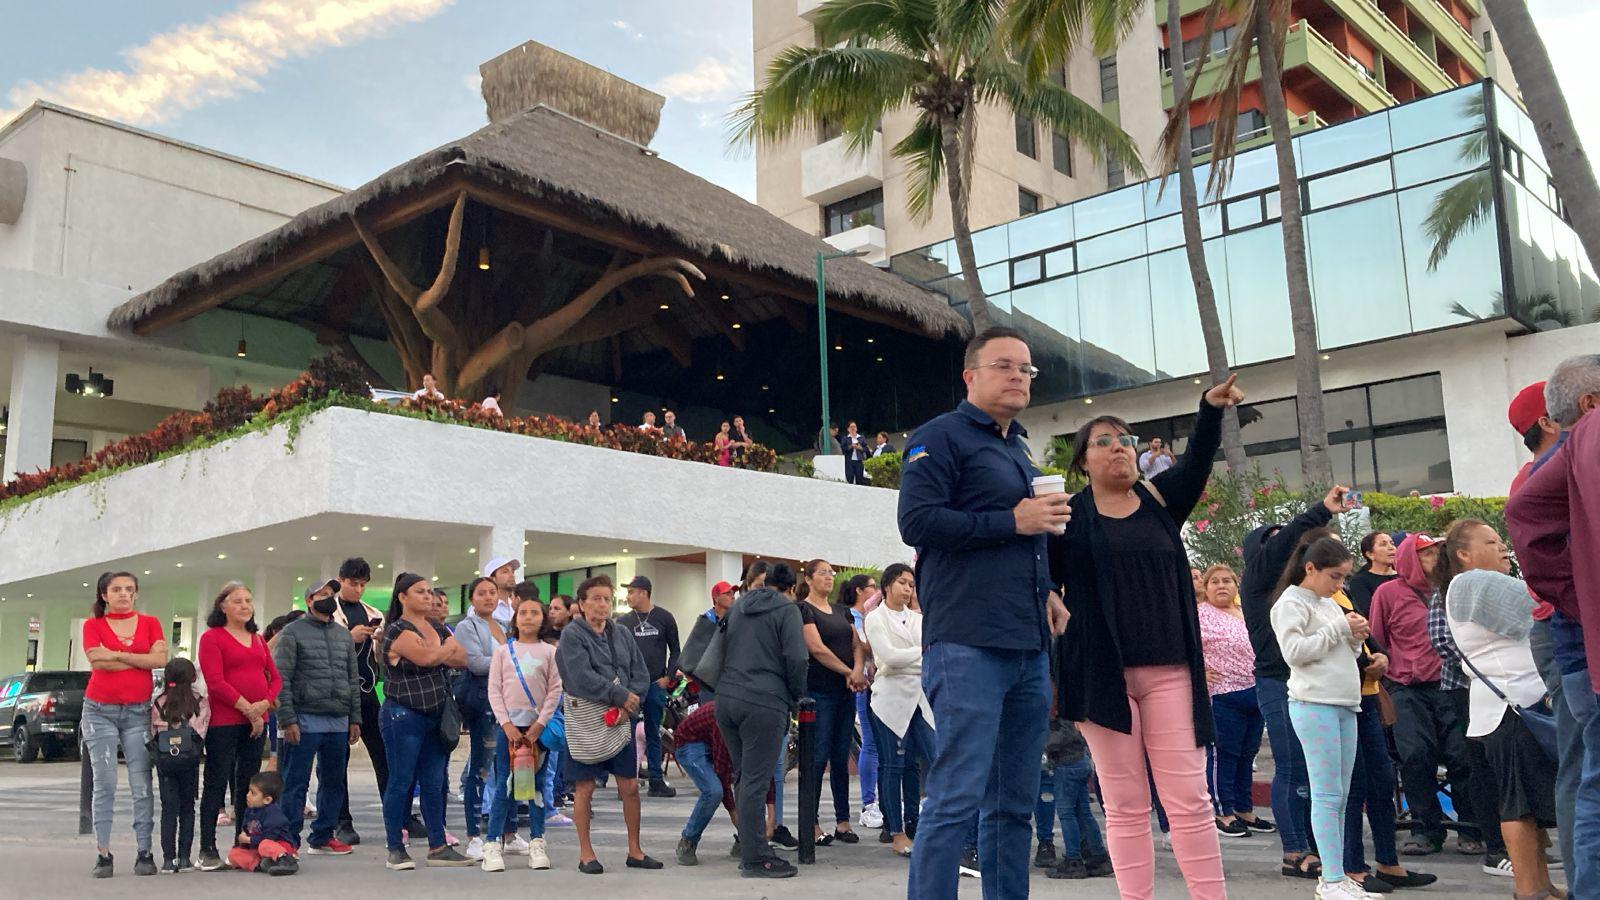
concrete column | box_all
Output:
[0,609,32,674]
[253,566,280,630]
[392,542,437,583]
[3,334,61,482]
[705,550,744,603]
[38,600,75,670]
[477,526,527,580]
[613,557,641,616]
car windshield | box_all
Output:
[26,672,90,692]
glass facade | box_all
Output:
[888,81,1598,407]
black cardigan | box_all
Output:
[1050,398,1223,746]
[1240,501,1334,681]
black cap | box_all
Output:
[624,575,652,594]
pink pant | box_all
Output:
[1080,665,1227,900]
[228,839,293,872]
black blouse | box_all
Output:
[1100,504,1190,667]
[800,601,855,696]
[378,620,453,715]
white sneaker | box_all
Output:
[505,834,530,855]
[1315,878,1375,899]
[860,802,884,829]
[464,836,485,861]
[527,837,550,870]
[480,841,505,873]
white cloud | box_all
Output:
[654,57,749,104]
[612,19,630,30]
[2,0,455,125]
[463,72,482,96]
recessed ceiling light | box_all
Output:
[468,548,477,554]
[731,322,742,329]
[875,356,884,363]
[1193,378,1202,385]
[833,343,842,351]
[143,570,152,575]
[1085,398,1094,405]
[568,555,576,561]
[309,535,319,541]
[867,337,875,344]
[720,293,730,300]
[82,582,89,588]
[761,384,769,391]
[26,593,33,598]
[377,563,385,569]
[523,540,529,547]
[611,396,620,403]
[266,546,275,552]
[175,562,184,568]
[1321,353,1331,360]
[767,407,775,413]
[360,525,370,532]
[297,576,304,582]
[431,575,439,582]
[659,303,670,310]
[217,553,227,560]
[622,548,630,554]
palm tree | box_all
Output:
[1161,0,1247,471]
[1160,0,1331,484]
[1483,0,1600,277]
[731,0,1145,331]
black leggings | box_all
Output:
[339,690,389,827]
[199,724,265,853]
[159,765,200,862]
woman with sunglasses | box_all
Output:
[1049,375,1244,900]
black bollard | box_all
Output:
[796,697,817,864]
[79,738,93,835]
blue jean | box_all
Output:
[485,730,545,840]
[281,729,349,847]
[772,724,788,824]
[1289,701,1358,887]
[82,699,154,853]
[856,690,879,807]
[1549,611,1598,899]
[809,688,856,826]
[869,707,933,835]
[1210,686,1263,817]
[462,707,495,836]
[1257,675,1313,855]
[641,682,668,781]
[678,741,723,842]
[908,644,1049,900]
[379,701,447,851]
[1344,695,1398,872]
[1053,756,1106,859]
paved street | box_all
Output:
[0,748,1530,898]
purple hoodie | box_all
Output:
[1367,533,1443,685]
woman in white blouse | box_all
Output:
[863,563,934,857]
[1437,519,1560,900]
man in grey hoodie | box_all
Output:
[713,562,808,879]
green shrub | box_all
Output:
[1365,492,1507,538]
[1182,468,1363,570]
[864,453,901,488]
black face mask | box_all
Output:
[311,596,338,616]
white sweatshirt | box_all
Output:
[1271,584,1364,710]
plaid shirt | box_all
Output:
[377,620,455,714]
[1425,598,1468,691]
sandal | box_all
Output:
[1401,837,1442,856]
[1281,853,1322,880]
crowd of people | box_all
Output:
[74,331,1600,900]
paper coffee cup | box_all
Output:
[1032,475,1069,534]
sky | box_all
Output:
[0,0,1596,203]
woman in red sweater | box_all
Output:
[196,581,281,870]
[83,571,169,879]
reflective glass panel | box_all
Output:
[1388,88,1481,151]
[1147,245,1234,378]
[1373,428,1453,494]
[1306,160,1394,210]
[1245,448,1305,492]
[1396,173,1504,329]
[1305,194,1412,347]
[1221,145,1279,200]
[1145,214,1185,254]
[1074,183,1146,238]
[1298,110,1392,175]
[1077,224,1147,270]
[971,224,1010,267]
[1324,387,1371,432]
[1011,278,1082,400]
[1370,375,1444,426]
[1223,223,1293,364]
[1077,258,1156,389]
[1144,175,1183,220]
[1226,195,1264,230]
[1012,254,1043,286]
[1045,245,1076,277]
[1503,177,1562,329]
[1328,438,1378,492]
[1393,134,1484,189]
[1237,398,1299,445]
[1009,205,1073,255]
[978,262,1011,295]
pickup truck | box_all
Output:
[0,670,89,762]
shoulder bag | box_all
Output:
[1457,653,1558,763]
[562,629,632,764]
[688,615,728,690]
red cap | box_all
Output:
[711,581,735,599]
[1411,533,1442,550]
[1508,381,1547,434]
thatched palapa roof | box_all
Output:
[108,105,968,340]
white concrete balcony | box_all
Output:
[798,0,826,21]
[824,223,888,265]
[801,132,884,206]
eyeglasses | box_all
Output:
[1088,434,1140,450]
[973,360,1041,380]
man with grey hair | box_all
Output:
[1544,353,1600,427]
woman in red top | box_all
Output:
[83,571,169,878]
[195,581,281,870]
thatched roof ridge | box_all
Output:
[480,41,664,144]
[108,106,968,339]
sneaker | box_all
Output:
[175,857,194,872]
[1481,852,1514,877]
[527,838,550,870]
[545,812,573,827]
[677,837,699,866]
[405,814,426,836]
[648,779,677,798]
[386,849,415,870]
[1216,817,1252,838]
[161,859,180,875]
[463,837,485,861]
[481,841,505,873]
[334,823,361,846]
[427,845,474,867]
[879,828,892,844]
[860,802,884,829]
[1315,878,1375,899]
[92,853,114,879]
[1034,839,1058,868]
[506,834,530,855]
[741,856,798,878]
[1048,857,1088,880]
[197,851,224,872]
[1086,852,1114,878]
[959,845,981,878]
[770,825,799,850]
[268,856,298,877]
[134,852,158,876]
[306,838,354,855]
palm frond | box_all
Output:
[727,45,926,147]
[1004,0,1147,79]
[814,0,938,57]
[894,113,946,219]
[934,0,1004,69]
[1423,171,1493,270]
[976,59,1144,177]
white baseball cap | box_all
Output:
[481,556,521,579]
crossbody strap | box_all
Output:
[506,641,540,709]
[1456,649,1548,709]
